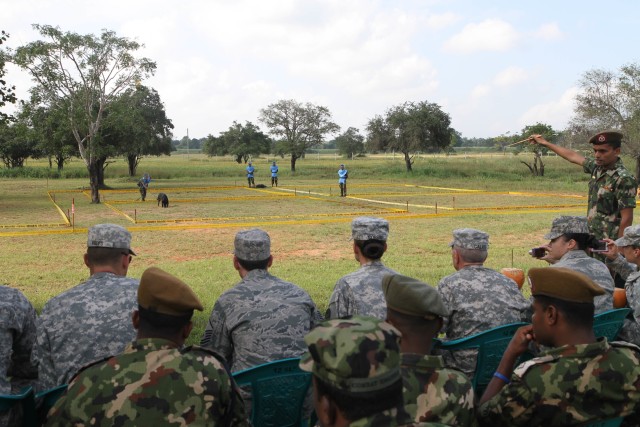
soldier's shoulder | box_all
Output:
[181,345,228,366]
[70,354,117,381]
[609,340,640,356]
[513,353,558,378]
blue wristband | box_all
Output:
[493,371,511,384]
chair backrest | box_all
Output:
[593,308,631,342]
[0,386,35,427]
[580,416,624,427]
[437,322,530,394]
[232,358,312,427]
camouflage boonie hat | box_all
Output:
[544,216,590,240]
[614,224,640,247]
[351,217,389,241]
[138,267,203,316]
[299,315,402,394]
[87,223,136,255]
[234,228,271,261]
[449,228,489,250]
[382,274,449,319]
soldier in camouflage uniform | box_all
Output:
[532,215,614,313]
[300,315,445,427]
[326,217,396,320]
[45,267,249,426]
[200,228,322,372]
[437,228,530,377]
[530,131,637,241]
[0,285,38,427]
[382,274,477,426]
[478,267,640,426]
[605,225,640,345]
[35,224,139,391]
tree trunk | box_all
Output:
[88,160,101,203]
[127,154,139,177]
[403,151,413,172]
[291,153,298,172]
[56,155,64,171]
[635,156,640,184]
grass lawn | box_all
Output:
[0,152,613,344]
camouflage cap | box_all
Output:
[299,315,402,394]
[588,130,623,145]
[544,216,590,240]
[528,267,604,304]
[87,223,136,255]
[614,224,640,247]
[382,274,449,319]
[449,228,489,250]
[138,267,203,316]
[351,217,389,241]
[234,228,271,261]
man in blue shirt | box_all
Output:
[246,162,255,188]
[270,161,279,187]
[338,164,348,197]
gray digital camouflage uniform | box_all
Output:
[326,260,397,320]
[607,254,640,345]
[200,268,322,372]
[437,265,530,376]
[44,338,249,427]
[478,339,640,426]
[0,285,38,427]
[35,272,139,390]
[552,250,614,313]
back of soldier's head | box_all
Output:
[449,228,489,263]
[234,228,271,270]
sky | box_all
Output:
[2,0,639,140]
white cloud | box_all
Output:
[471,84,491,98]
[493,66,529,87]
[517,87,579,129]
[443,19,520,53]
[424,12,460,30]
[533,22,564,41]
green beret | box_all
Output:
[299,316,401,394]
[528,267,605,304]
[138,267,203,316]
[382,274,449,319]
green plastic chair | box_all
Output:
[0,386,35,427]
[34,384,68,424]
[580,416,624,426]
[435,322,531,395]
[593,308,631,342]
[232,357,312,427]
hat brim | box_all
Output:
[543,231,563,240]
[614,236,633,247]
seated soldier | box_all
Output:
[478,267,640,426]
[383,274,476,426]
[299,315,444,426]
[533,215,614,313]
[45,267,249,426]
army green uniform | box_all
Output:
[478,338,640,426]
[45,338,248,426]
[583,157,637,240]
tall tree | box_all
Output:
[0,30,16,124]
[335,127,365,159]
[13,25,155,202]
[516,123,556,176]
[366,101,452,171]
[216,121,271,164]
[571,63,640,179]
[0,106,40,168]
[259,99,340,171]
[26,99,78,171]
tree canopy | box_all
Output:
[335,127,365,159]
[0,30,16,124]
[203,121,271,163]
[13,25,156,202]
[366,101,452,171]
[259,99,340,171]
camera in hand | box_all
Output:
[591,240,608,253]
[529,247,546,258]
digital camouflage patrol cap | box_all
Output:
[299,315,402,394]
[351,217,389,241]
[87,223,136,255]
[382,274,449,320]
[234,228,271,261]
[449,228,489,250]
[614,224,640,248]
[544,216,590,240]
[138,267,203,316]
[528,267,604,304]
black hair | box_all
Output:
[354,239,386,260]
[86,247,126,266]
[561,233,594,251]
[534,295,594,328]
[137,306,192,336]
[314,376,403,421]
[236,257,270,271]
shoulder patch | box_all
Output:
[513,353,557,378]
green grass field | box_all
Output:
[0,152,607,344]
